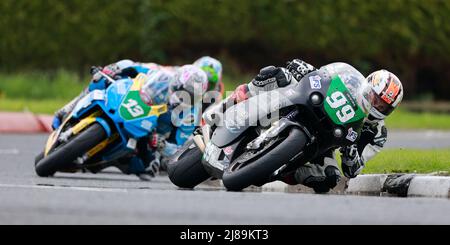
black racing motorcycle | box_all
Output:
[167,63,371,191]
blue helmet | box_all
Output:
[140,70,172,106]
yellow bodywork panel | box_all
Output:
[149,104,168,117]
[131,73,148,91]
[44,131,58,156]
[72,111,102,135]
[44,115,73,156]
[86,133,119,158]
[44,111,102,157]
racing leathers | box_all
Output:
[227,59,388,193]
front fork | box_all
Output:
[45,111,112,158]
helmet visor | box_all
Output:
[201,66,219,84]
[369,89,395,117]
[140,72,170,106]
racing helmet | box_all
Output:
[170,65,208,107]
[193,56,223,89]
[139,70,172,106]
[366,70,404,120]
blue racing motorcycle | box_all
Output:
[35,73,169,177]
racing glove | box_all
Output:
[286,59,317,82]
[90,60,138,83]
[90,65,122,84]
[251,66,291,88]
[370,124,388,148]
[340,145,365,178]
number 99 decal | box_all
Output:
[326,91,355,123]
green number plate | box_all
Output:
[119,90,151,120]
[324,76,366,125]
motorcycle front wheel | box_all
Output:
[222,127,307,191]
[35,123,107,177]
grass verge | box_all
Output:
[0,98,68,114]
[362,148,450,174]
[385,109,450,130]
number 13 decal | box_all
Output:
[123,99,144,118]
[326,91,355,123]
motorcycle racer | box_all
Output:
[51,60,209,180]
[224,59,403,193]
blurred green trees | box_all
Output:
[1,0,450,99]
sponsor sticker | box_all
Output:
[346,128,358,142]
[141,120,153,131]
[309,75,322,89]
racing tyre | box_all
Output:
[35,123,107,177]
[223,127,307,191]
[167,140,210,189]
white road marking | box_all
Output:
[0,183,128,193]
[0,149,19,155]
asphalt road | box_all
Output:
[0,133,449,225]
[386,130,450,149]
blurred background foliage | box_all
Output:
[1,0,450,100]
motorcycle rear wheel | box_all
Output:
[167,140,210,189]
